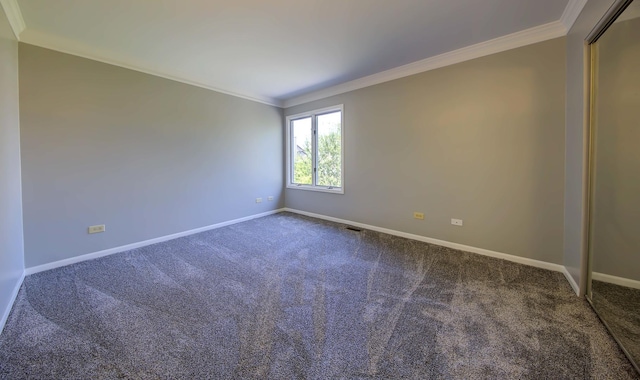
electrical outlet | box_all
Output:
[451,218,463,226]
[256,198,263,203]
[88,224,106,234]
[413,212,424,220]
[267,196,274,201]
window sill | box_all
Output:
[286,184,344,194]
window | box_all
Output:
[286,105,344,193]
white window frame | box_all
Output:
[285,104,344,194]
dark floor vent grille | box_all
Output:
[346,226,362,232]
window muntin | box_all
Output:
[286,105,344,193]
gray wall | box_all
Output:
[0,5,25,325]
[19,44,283,268]
[285,38,566,264]
[591,16,640,281]
[564,0,616,293]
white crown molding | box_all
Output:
[283,20,567,108]
[11,0,584,110]
[560,0,589,33]
[0,0,26,40]
[19,29,283,108]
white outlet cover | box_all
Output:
[256,198,263,203]
[451,219,463,226]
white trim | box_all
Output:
[282,21,566,108]
[286,104,345,122]
[593,272,640,290]
[6,0,583,109]
[25,209,284,275]
[285,105,344,194]
[0,270,25,333]
[560,0,589,33]
[563,266,581,296]
[10,0,583,109]
[283,208,566,274]
[18,29,282,108]
[286,185,344,194]
[0,0,26,40]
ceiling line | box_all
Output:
[283,20,566,108]
[0,0,26,40]
[7,0,588,109]
[561,0,589,32]
[19,28,284,107]
[283,0,588,108]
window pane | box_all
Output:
[292,117,312,185]
[317,111,342,187]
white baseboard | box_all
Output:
[593,272,640,290]
[562,266,581,296]
[0,270,25,334]
[23,207,581,296]
[25,209,285,275]
[283,208,566,274]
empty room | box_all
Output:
[1,0,639,378]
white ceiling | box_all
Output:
[6,0,585,107]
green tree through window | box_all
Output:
[293,139,312,184]
[293,130,341,187]
[288,106,343,192]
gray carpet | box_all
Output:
[0,212,637,379]
[592,280,640,371]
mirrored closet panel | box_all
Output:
[587,0,640,373]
